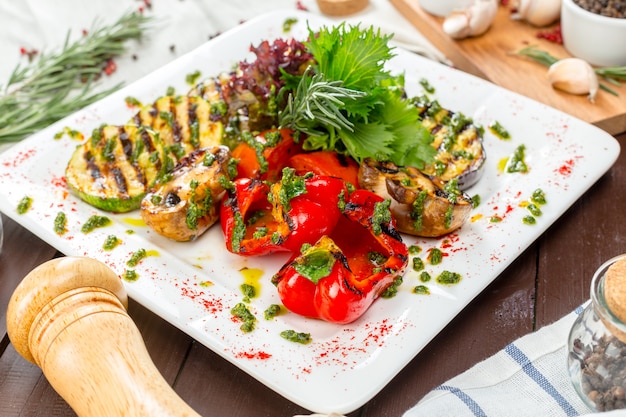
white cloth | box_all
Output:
[403,304,626,417]
[0,0,444,88]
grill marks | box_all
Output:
[135,96,212,156]
[66,87,227,212]
[66,123,165,211]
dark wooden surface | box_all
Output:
[1,132,625,417]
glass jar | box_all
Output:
[568,254,626,412]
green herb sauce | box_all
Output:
[103,235,121,251]
[408,245,422,255]
[53,212,67,235]
[294,248,336,284]
[280,330,311,344]
[185,70,202,86]
[436,270,462,285]
[411,190,428,231]
[185,179,212,231]
[371,199,392,236]
[218,174,235,192]
[419,271,432,283]
[506,145,529,173]
[526,203,542,217]
[412,257,425,272]
[127,248,147,267]
[125,96,141,107]
[381,276,403,298]
[231,302,256,332]
[264,304,282,320]
[240,283,257,303]
[81,215,111,233]
[419,77,435,94]
[368,251,387,266]
[488,120,511,140]
[277,168,308,211]
[124,269,139,282]
[413,285,430,295]
[444,205,454,229]
[429,248,443,265]
[17,195,33,214]
[230,212,246,253]
[531,188,547,205]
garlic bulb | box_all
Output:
[442,0,498,39]
[547,58,599,102]
[512,0,561,27]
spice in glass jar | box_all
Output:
[568,255,626,412]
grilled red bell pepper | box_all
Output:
[271,189,409,324]
[288,150,360,189]
[220,168,348,256]
[231,128,302,182]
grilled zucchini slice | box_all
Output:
[65,124,170,213]
[415,98,485,190]
[66,93,226,213]
[130,94,224,159]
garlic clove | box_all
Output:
[442,0,498,39]
[442,11,472,39]
[512,0,561,27]
[547,58,599,102]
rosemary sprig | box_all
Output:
[0,11,153,143]
[279,67,367,137]
[514,46,625,95]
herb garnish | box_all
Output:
[0,11,153,142]
[279,23,435,169]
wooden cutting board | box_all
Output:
[390,0,626,135]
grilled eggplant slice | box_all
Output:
[415,98,485,190]
[65,124,170,213]
[140,146,231,241]
[359,158,473,238]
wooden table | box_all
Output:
[1,131,625,416]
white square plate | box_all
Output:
[0,10,620,414]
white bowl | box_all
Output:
[418,0,473,17]
[561,0,626,66]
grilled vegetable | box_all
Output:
[414,97,485,190]
[231,128,302,182]
[359,158,474,237]
[65,124,170,213]
[66,94,225,213]
[271,189,408,324]
[288,150,360,189]
[131,94,224,157]
[220,169,348,256]
[140,146,231,241]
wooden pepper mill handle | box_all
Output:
[6,256,201,417]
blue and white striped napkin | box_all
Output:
[402,304,626,417]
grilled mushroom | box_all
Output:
[140,146,231,241]
[359,158,474,238]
